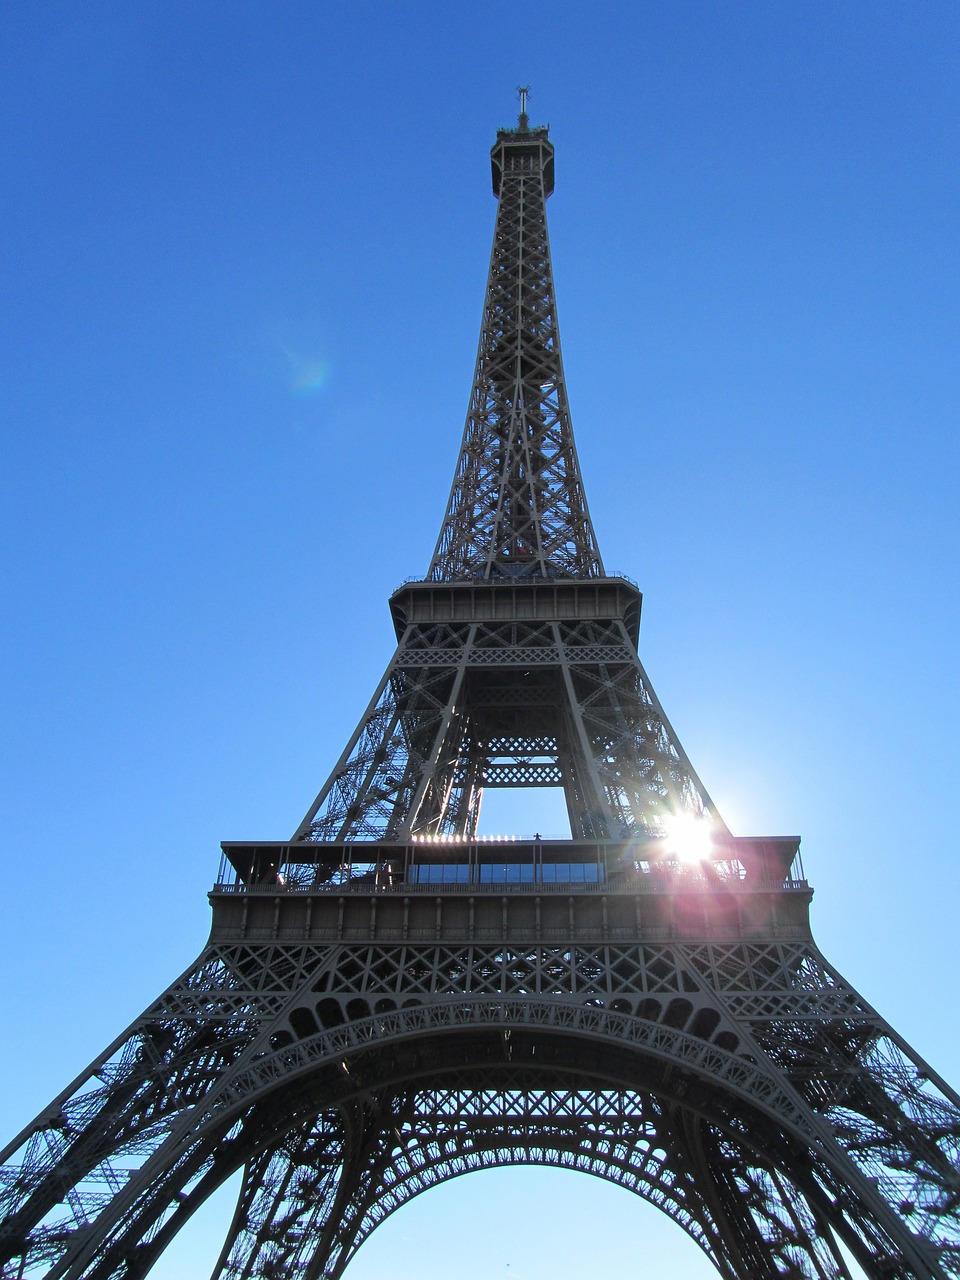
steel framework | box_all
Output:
[2,99,959,1280]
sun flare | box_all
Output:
[661,813,715,864]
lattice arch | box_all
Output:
[208,1030,878,1280]
[216,1084,755,1280]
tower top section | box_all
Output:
[492,88,554,197]
[430,96,599,583]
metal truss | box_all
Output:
[2,932,959,1278]
[427,120,602,583]
[294,612,724,843]
[211,1079,851,1280]
[3,106,959,1280]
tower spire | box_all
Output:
[428,107,602,582]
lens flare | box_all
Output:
[292,358,328,393]
[280,342,329,394]
[662,813,714,864]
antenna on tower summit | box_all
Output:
[517,84,530,129]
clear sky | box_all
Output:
[1,3,958,1277]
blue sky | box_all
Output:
[1,3,958,1277]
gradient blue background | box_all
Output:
[2,3,958,1276]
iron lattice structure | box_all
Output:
[2,104,960,1280]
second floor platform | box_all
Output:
[211,835,813,946]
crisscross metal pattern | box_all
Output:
[2,932,959,1277]
[293,613,722,843]
[428,126,602,583]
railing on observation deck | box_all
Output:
[392,571,640,593]
[214,834,807,898]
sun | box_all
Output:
[661,812,715,864]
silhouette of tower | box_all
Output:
[2,95,959,1280]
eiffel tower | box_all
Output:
[3,93,960,1280]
